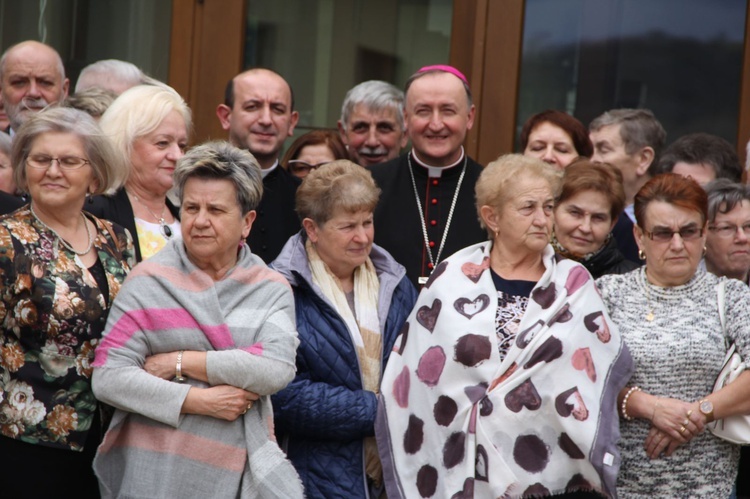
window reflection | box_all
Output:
[516,0,746,147]
[245,0,453,130]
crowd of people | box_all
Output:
[0,39,749,499]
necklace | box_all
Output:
[643,268,655,321]
[30,205,93,256]
[407,153,467,285]
[131,194,173,239]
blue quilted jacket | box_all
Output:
[271,232,417,499]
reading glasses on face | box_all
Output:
[26,154,90,170]
[709,223,750,239]
[287,160,330,175]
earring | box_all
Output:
[702,246,707,257]
[638,249,646,261]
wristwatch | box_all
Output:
[699,399,714,423]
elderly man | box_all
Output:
[653,132,742,185]
[216,68,300,263]
[75,59,150,95]
[589,108,666,263]
[369,65,486,287]
[338,80,407,167]
[0,40,69,133]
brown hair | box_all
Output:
[634,173,708,229]
[556,159,625,219]
[281,129,348,169]
[296,159,380,225]
[519,110,593,158]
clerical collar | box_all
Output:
[261,160,279,179]
[411,147,465,178]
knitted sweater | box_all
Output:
[597,268,750,498]
[91,239,303,498]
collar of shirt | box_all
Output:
[411,147,465,178]
[624,203,636,223]
[261,160,279,179]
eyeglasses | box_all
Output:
[287,160,329,175]
[645,226,704,242]
[709,223,750,239]
[26,154,90,170]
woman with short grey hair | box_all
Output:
[271,160,417,498]
[173,140,263,215]
[92,140,303,498]
[0,107,134,498]
[705,179,750,284]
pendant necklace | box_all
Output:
[132,194,173,239]
[407,153,467,285]
[31,205,93,256]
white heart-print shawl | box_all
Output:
[376,242,633,498]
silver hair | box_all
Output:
[173,141,263,214]
[11,107,127,194]
[340,80,404,130]
[705,178,750,223]
[589,108,666,174]
[75,59,147,93]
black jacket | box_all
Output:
[578,236,640,279]
[86,188,179,263]
[246,166,301,263]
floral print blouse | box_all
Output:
[0,207,134,451]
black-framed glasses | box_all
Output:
[645,226,703,242]
[26,154,90,170]
[709,222,750,239]
[287,160,329,176]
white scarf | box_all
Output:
[377,242,633,498]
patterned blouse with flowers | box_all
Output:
[0,207,134,451]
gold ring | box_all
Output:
[679,426,686,434]
[687,410,693,417]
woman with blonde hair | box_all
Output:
[88,84,191,261]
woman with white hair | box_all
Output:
[88,84,191,262]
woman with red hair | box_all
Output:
[597,173,750,497]
[520,109,592,170]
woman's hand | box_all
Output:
[144,352,180,380]
[643,398,708,458]
[181,385,260,421]
[650,397,705,441]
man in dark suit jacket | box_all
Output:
[216,68,300,263]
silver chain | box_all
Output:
[407,154,467,271]
[132,193,173,239]
[30,204,93,256]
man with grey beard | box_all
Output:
[338,80,407,167]
[0,41,69,134]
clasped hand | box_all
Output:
[644,397,708,459]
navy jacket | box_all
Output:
[271,232,417,499]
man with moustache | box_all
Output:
[216,68,300,263]
[0,40,69,134]
[369,65,486,288]
[338,80,407,167]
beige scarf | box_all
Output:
[306,239,383,484]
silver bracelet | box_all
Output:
[621,386,641,420]
[174,350,187,383]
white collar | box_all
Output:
[411,147,465,178]
[261,160,279,179]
